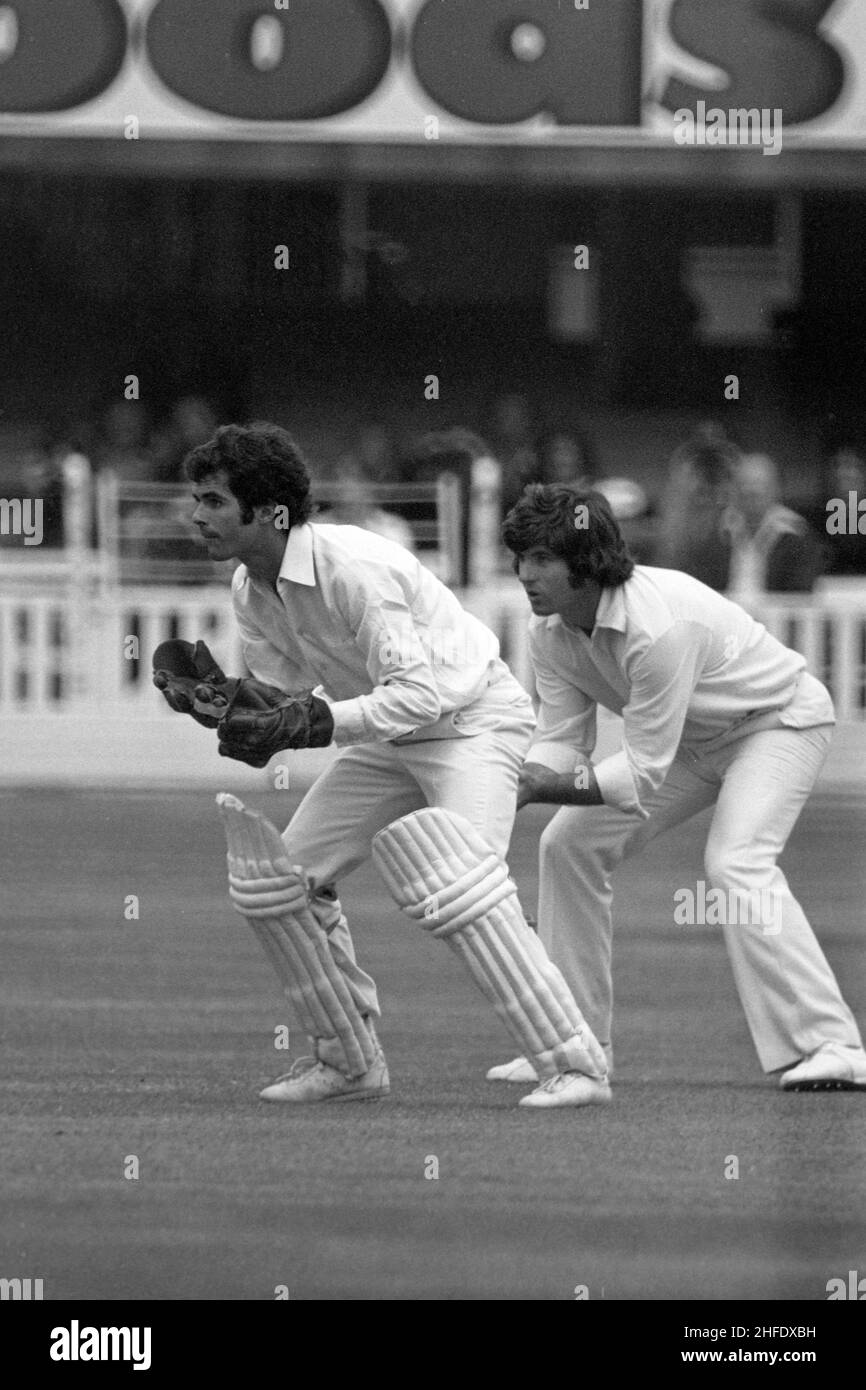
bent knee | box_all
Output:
[540,808,597,863]
[704,845,775,889]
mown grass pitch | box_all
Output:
[2,788,864,1300]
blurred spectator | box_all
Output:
[96,400,154,570]
[489,393,543,514]
[592,475,655,565]
[91,399,157,481]
[96,396,223,577]
[406,428,498,584]
[592,477,649,522]
[152,396,218,482]
[408,427,489,487]
[723,453,824,596]
[356,422,398,484]
[656,426,738,589]
[0,428,64,548]
[540,430,594,488]
[325,458,415,551]
[810,446,866,576]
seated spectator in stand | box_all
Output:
[152,396,219,483]
[539,430,661,560]
[812,447,866,577]
[325,458,415,551]
[655,427,739,589]
[357,422,398,485]
[4,430,65,548]
[405,428,498,583]
[408,428,490,480]
[540,431,595,489]
[91,399,192,576]
[724,453,824,598]
[145,396,225,577]
[592,476,654,565]
[91,400,157,482]
[490,393,543,515]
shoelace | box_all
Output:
[537,1071,604,1093]
[273,1056,319,1083]
[536,1074,567,1094]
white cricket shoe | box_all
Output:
[486,1056,539,1084]
[259,1051,390,1103]
[487,1044,613,1084]
[519,1071,612,1109]
[779,1042,866,1092]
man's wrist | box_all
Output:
[521,761,603,807]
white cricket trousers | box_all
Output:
[538,720,863,1072]
[279,669,536,1020]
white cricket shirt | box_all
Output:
[231,522,504,745]
[528,566,834,818]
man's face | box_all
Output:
[734,456,776,528]
[190,470,251,561]
[515,547,577,616]
[832,450,866,495]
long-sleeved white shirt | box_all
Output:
[528,566,834,818]
[231,522,504,745]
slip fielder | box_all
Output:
[153,424,610,1108]
[489,483,866,1099]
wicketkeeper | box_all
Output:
[153,424,610,1108]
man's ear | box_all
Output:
[253,504,278,526]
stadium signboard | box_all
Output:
[0,0,864,146]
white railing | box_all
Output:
[2,580,865,719]
[729,593,866,721]
[2,579,865,790]
[0,586,244,711]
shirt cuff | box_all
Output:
[328,697,369,746]
[526,741,586,775]
[593,750,647,818]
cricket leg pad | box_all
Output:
[217,794,378,1078]
[372,807,607,1080]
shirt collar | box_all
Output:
[277,524,316,587]
[594,583,627,634]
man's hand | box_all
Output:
[517,760,603,809]
[217,687,335,766]
[152,638,238,728]
[517,762,559,810]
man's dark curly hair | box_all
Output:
[502,483,635,588]
[184,423,313,528]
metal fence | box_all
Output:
[93,471,465,587]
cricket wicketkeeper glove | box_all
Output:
[216,686,334,766]
[153,636,333,764]
[152,638,239,728]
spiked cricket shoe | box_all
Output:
[779,1043,866,1092]
[259,1051,390,1103]
[519,1071,612,1109]
[488,1043,613,1085]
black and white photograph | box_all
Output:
[1,0,865,1341]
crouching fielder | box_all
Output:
[154,423,609,1108]
[493,483,866,1095]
